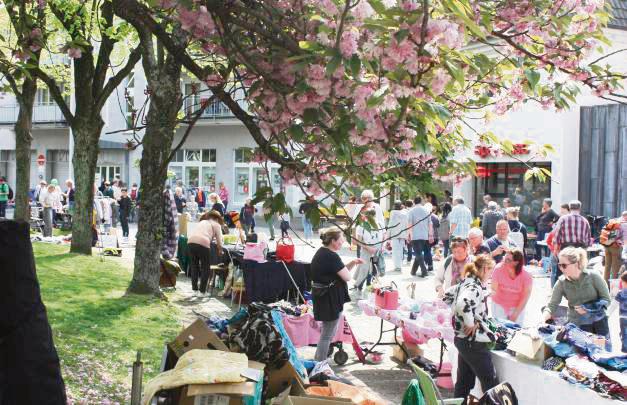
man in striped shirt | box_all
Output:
[449,197,473,238]
[553,200,591,251]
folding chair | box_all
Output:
[408,360,464,405]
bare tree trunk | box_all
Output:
[69,121,103,254]
[13,78,37,222]
[128,41,182,295]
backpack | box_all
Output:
[509,221,525,250]
[8,186,13,200]
[600,219,621,247]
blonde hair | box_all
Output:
[558,247,587,270]
[462,255,495,278]
[320,227,343,246]
[506,207,520,219]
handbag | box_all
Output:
[375,281,399,310]
[243,241,267,263]
[312,281,335,298]
[276,237,295,263]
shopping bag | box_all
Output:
[276,237,295,263]
[374,282,399,310]
[243,241,267,262]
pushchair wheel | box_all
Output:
[327,345,335,357]
[334,349,348,365]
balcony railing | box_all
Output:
[0,103,67,126]
[183,98,248,120]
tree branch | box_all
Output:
[31,67,75,126]
[93,1,117,97]
[95,47,142,112]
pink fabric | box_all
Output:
[491,262,532,309]
[282,312,352,347]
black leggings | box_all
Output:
[188,243,211,293]
[454,337,498,404]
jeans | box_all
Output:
[550,254,560,287]
[315,314,342,361]
[454,337,498,402]
[111,204,119,228]
[391,238,405,270]
[407,240,413,262]
[189,243,211,293]
[442,239,450,258]
[302,217,313,240]
[580,316,611,351]
[491,302,525,325]
[410,240,428,277]
[0,200,6,218]
[120,214,129,237]
[620,318,627,353]
[604,245,622,283]
[423,242,433,270]
[43,207,53,237]
[266,217,275,239]
[354,249,375,289]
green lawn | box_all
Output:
[34,243,181,404]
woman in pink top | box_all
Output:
[187,210,224,295]
[490,249,532,323]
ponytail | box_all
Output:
[462,254,495,279]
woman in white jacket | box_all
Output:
[435,238,473,298]
[387,201,408,271]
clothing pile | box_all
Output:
[491,319,520,350]
[538,323,627,401]
[227,303,290,371]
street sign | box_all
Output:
[37,154,46,166]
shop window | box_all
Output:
[202,167,216,192]
[202,149,216,163]
[474,162,551,227]
[235,167,250,201]
[185,166,199,187]
[185,149,201,162]
[171,149,184,163]
[234,147,254,163]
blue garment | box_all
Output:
[407,204,430,240]
[559,323,626,370]
[616,290,627,316]
[449,204,472,237]
[580,299,609,325]
[483,236,516,263]
[270,310,308,380]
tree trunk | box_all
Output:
[128,51,182,295]
[69,121,103,254]
[13,78,37,222]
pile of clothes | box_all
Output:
[540,323,627,401]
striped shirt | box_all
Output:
[553,212,591,247]
[449,204,473,238]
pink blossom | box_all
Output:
[67,47,82,59]
[430,69,450,96]
[509,83,525,101]
[204,73,223,87]
[37,0,46,8]
[339,30,359,58]
[400,0,419,11]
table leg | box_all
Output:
[364,319,401,355]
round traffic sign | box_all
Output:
[37,154,46,166]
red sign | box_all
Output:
[37,154,46,166]
[474,143,529,158]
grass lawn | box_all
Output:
[34,243,181,404]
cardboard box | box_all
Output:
[179,361,265,405]
[169,319,230,359]
[507,331,552,364]
[266,361,306,398]
[392,337,424,364]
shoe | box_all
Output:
[269,237,275,241]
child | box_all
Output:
[118,188,132,239]
[279,211,290,238]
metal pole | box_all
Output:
[130,351,143,405]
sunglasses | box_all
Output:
[558,262,574,270]
[451,237,467,243]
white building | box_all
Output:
[0,61,303,213]
[454,3,627,223]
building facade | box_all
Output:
[0,62,303,213]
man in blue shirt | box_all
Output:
[407,196,431,277]
[449,197,473,239]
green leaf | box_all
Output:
[303,108,319,124]
[349,55,361,77]
[326,54,342,75]
[368,0,387,14]
[444,60,464,86]
[366,94,385,108]
[524,69,541,90]
[299,40,321,51]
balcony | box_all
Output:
[0,103,67,126]
[182,97,248,123]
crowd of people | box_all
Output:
[309,191,626,401]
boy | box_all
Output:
[118,188,132,239]
[279,211,290,238]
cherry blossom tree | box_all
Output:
[122,0,623,221]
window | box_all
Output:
[125,71,135,129]
[183,83,201,115]
[171,149,184,163]
[96,165,121,185]
[202,167,216,191]
[0,150,12,181]
[234,147,254,163]
[235,167,250,201]
[168,166,183,187]
[185,166,199,188]
[474,162,551,227]
[185,149,201,162]
[36,88,53,105]
[202,149,216,163]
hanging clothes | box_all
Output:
[162,190,178,259]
